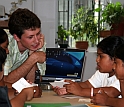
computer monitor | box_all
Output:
[42,48,86,82]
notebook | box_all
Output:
[41,48,86,83]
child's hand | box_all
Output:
[64,80,82,96]
[53,86,67,95]
[91,89,109,106]
[21,87,34,101]
[33,86,42,98]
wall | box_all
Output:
[0,0,32,13]
[81,51,97,82]
[0,0,57,48]
[33,0,58,48]
[112,0,124,4]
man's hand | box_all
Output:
[38,33,44,49]
[31,51,46,63]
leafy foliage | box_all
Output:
[98,2,124,27]
[56,25,69,44]
[70,7,98,45]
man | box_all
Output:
[3,8,46,86]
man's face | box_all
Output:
[15,28,43,52]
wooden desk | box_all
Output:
[26,90,108,107]
[0,20,8,29]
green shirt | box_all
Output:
[4,34,46,76]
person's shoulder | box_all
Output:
[8,36,19,54]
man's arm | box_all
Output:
[25,64,38,82]
[4,51,46,83]
[26,38,46,82]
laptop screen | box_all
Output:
[42,48,86,82]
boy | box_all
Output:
[4,8,46,86]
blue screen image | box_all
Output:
[45,49,85,79]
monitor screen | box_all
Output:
[42,48,86,81]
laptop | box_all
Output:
[41,48,86,84]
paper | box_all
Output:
[78,98,91,102]
[12,77,38,93]
[50,80,69,88]
[61,95,83,99]
[50,79,75,88]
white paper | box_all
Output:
[50,80,69,88]
[61,95,83,99]
[78,98,91,102]
[50,79,75,88]
[12,78,38,93]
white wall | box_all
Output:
[81,51,97,82]
[112,0,124,4]
[0,0,32,13]
[0,0,57,48]
[34,0,58,48]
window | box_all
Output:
[58,0,102,48]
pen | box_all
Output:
[91,88,93,97]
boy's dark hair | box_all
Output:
[8,8,41,39]
[0,47,7,71]
[0,28,8,44]
[97,36,124,58]
[115,44,124,62]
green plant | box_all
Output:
[56,25,69,44]
[70,7,98,45]
[95,2,124,37]
[99,2,124,28]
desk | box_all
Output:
[25,90,108,107]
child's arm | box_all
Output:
[65,80,120,97]
[91,89,124,107]
[10,87,34,107]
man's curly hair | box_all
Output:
[8,8,41,39]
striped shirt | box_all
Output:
[4,34,46,76]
